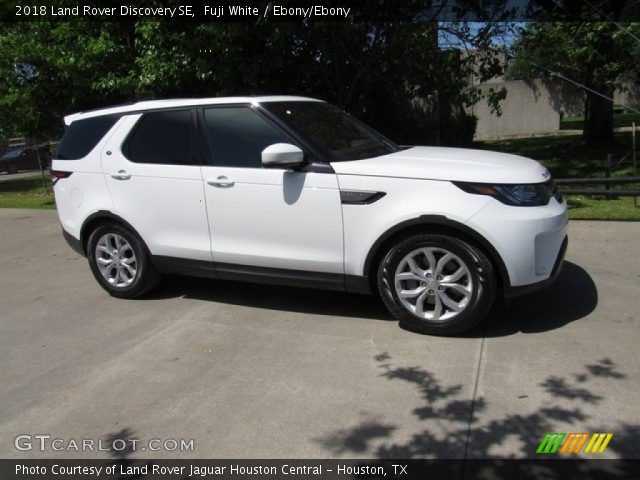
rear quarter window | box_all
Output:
[55,114,121,160]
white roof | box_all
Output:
[64,96,322,124]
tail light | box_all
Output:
[51,170,72,185]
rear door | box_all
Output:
[101,109,212,262]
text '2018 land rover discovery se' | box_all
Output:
[52,96,568,335]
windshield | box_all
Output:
[264,101,400,162]
[2,149,22,159]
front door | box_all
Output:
[199,106,344,274]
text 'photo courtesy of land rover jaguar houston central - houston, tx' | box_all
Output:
[52,96,568,335]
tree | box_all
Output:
[507,21,640,146]
[0,21,506,146]
[0,21,139,140]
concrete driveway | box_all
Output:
[0,209,638,459]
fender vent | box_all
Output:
[340,191,386,205]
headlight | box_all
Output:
[454,181,559,206]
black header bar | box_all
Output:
[2,459,640,480]
[2,1,640,23]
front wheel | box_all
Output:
[87,223,161,298]
[377,234,496,336]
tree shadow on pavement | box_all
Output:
[315,355,637,462]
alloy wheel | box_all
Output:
[394,247,473,321]
[95,233,138,287]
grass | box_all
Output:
[564,195,640,221]
[560,111,640,130]
[478,131,640,221]
[479,131,637,179]
[0,174,55,209]
[2,137,639,220]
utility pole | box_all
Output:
[633,122,637,207]
[35,143,49,194]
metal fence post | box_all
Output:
[605,154,612,194]
[633,122,637,208]
[35,146,49,195]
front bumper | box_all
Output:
[504,235,567,297]
[466,196,569,295]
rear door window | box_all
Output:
[125,110,194,165]
[56,114,121,160]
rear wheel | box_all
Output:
[87,223,161,298]
[377,234,496,336]
[7,163,17,174]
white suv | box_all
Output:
[52,96,568,335]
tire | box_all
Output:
[377,234,496,336]
[7,163,17,174]
[87,222,161,298]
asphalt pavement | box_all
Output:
[0,208,638,459]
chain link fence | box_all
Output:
[1,138,58,193]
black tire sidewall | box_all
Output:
[87,223,156,298]
[378,234,496,336]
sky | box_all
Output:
[438,22,527,50]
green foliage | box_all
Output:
[507,22,638,88]
[506,21,640,145]
[0,21,508,145]
[438,112,477,146]
[0,21,138,139]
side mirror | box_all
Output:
[261,143,304,170]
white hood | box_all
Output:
[331,146,550,184]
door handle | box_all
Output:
[207,176,235,188]
[110,170,131,180]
